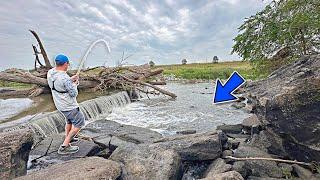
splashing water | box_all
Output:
[77,39,111,75]
[1,91,131,138]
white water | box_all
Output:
[25,91,130,137]
[106,83,250,136]
[0,98,33,121]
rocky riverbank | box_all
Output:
[0,55,319,179]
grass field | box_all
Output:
[156,61,262,80]
[0,61,263,88]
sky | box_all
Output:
[0,0,271,70]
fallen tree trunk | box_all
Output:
[0,30,176,99]
[119,74,176,98]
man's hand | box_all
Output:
[70,75,79,85]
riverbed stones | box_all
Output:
[151,132,221,161]
[16,157,121,180]
[0,129,33,179]
[110,143,182,180]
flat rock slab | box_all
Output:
[16,157,121,180]
[81,119,163,147]
[151,132,221,161]
[110,143,182,180]
[30,133,101,161]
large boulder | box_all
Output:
[232,145,283,178]
[110,143,182,180]
[151,132,221,161]
[0,129,33,179]
[81,119,162,148]
[15,157,121,180]
[202,158,232,178]
[244,55,320,162]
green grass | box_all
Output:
[156,61,264,80]
[0,80,33,89]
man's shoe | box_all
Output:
[70,136,79,144]
[58,144,79,155]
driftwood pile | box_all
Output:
[0,30,176,99]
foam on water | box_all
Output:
[106,83,250,136]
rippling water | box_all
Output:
[0,98,33,121]
[105,83,249,135]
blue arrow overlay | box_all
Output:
[213,71,245,104]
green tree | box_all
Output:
[232,0,319,72]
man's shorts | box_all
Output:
[61,107,85,128]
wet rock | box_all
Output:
[0,129,33,179]
[110,143,182,180]
[81,119,162,146]
[232,161,249,178]
[222,150,233,158]
[232,145,283,178]
[216,124,243,134]
[30,133,101,162]
[292,164,313,179]
[177,129,197,135]
[244,55,320,162]
[231,102,246,109]
[181,161,211,180]
[249,129,287,157]
[92,134,136,150]
[16,157,121,180]
[203,158,232,177]
[201,171,244,180]
[151,132,221,161]
[227,139,241,150]
[241,114,261,128]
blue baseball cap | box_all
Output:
[55,54,69,64]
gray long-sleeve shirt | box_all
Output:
[47,68,79,111]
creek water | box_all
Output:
[0,82,249,137]
[106,82,249,135]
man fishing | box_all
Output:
[47,54,85,155]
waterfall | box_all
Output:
[27,91,131,138]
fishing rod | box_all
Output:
[76,39,111,76]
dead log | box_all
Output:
[0,71,99,90]
[147,81,166,85]
[29,30,52,68]
[32,44,44,71]
[119,74,177,99]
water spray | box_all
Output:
[76,39,111,76]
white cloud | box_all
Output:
[0,0,270,69]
